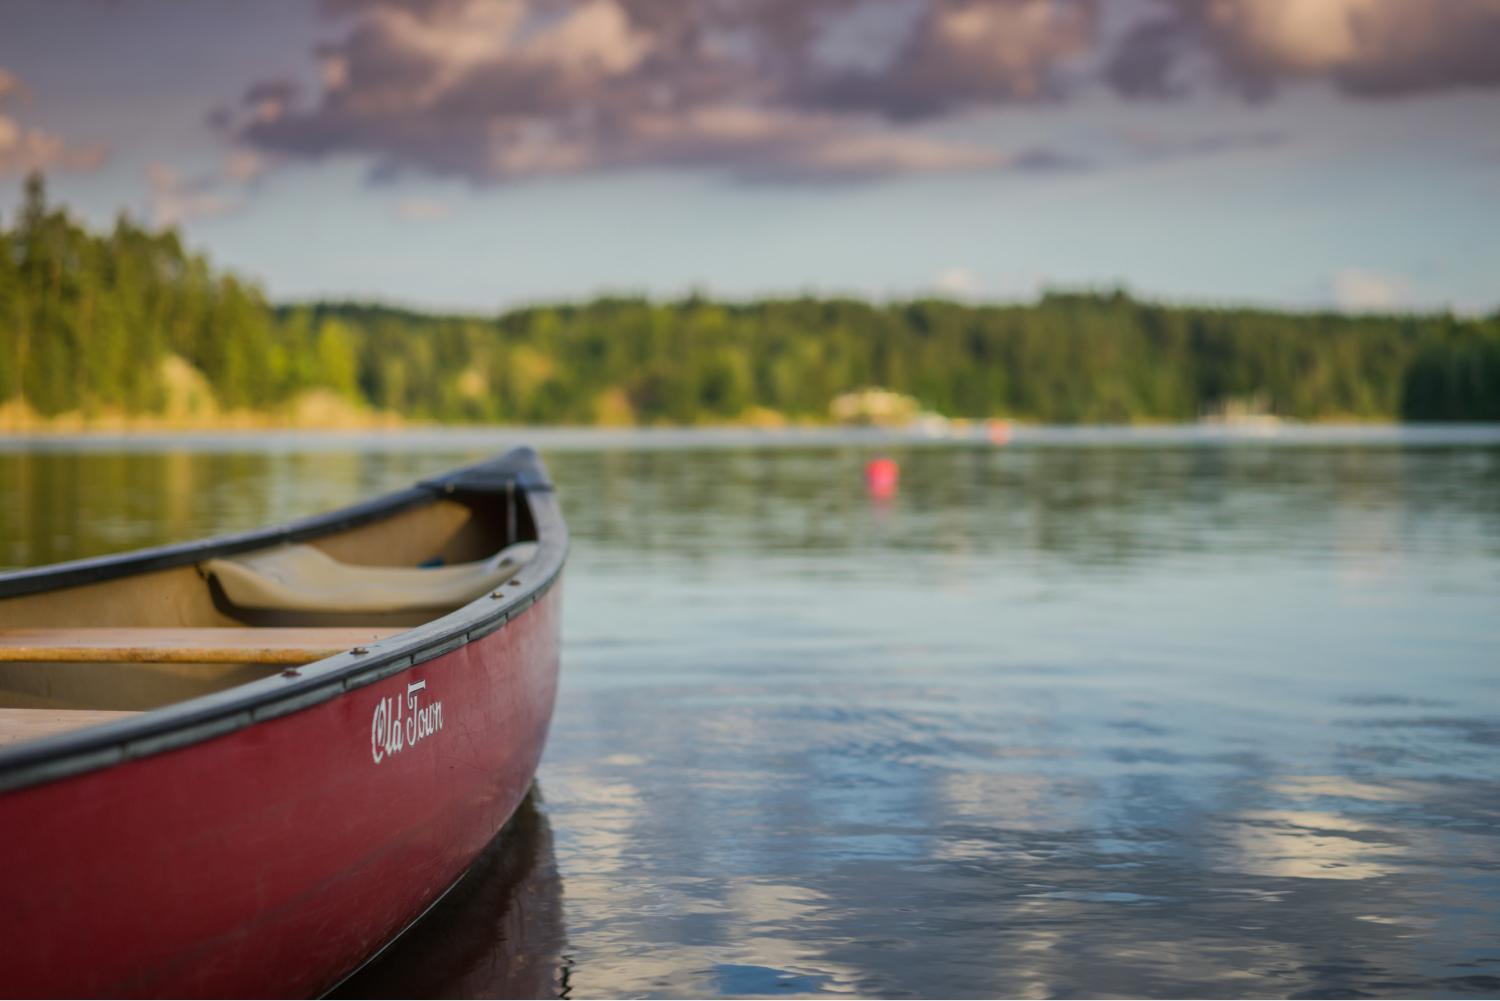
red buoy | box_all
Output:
[865,456,899,499]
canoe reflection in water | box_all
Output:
[335,789,569,1000]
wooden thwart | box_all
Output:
[0,628,404,666]
[0,708,140,747]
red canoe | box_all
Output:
[0,448,566,997]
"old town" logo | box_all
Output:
[371,679,444,764]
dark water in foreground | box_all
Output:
[3,427,1499,999]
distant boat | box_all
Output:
[0,448,566,997]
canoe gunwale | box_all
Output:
[0,447,568,794]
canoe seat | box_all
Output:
[0,627,404,665]
[0,707,139,747]
[201,541,537,615]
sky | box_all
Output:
[1,0,1497,315]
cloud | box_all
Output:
[1113,126,1285,161]
[0,67,109,177]
[147,163,236,225]
[0,116,110,176]
[243,78,301,124]
[795,0,1098,119]
[933,267,980,297]
[227,0,1500,186]
[229,0,1087,184]
[1110,0,1500,100]
[146,149,272,226]
[223,150,272,184]
[1332,267,1408,313]
[394,196,452,220]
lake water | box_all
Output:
[3,426,1499,999]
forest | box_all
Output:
[3,174,1497,427]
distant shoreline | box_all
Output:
[0,412,1376,438]
[7,179,1497,430]
[5,422,1500,454]
[0,404,1415,438]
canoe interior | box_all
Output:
[0,488,530,722]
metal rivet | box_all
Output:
[351,646,369,655]
[281,668,300,678]
[491,590,504,599]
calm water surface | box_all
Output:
[3,427,1499,999]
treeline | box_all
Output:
[3,174,1498,425]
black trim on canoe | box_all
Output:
[0,448,568,794]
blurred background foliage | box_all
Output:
[3,174,1497,426]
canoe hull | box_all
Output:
[0,583,561,997]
